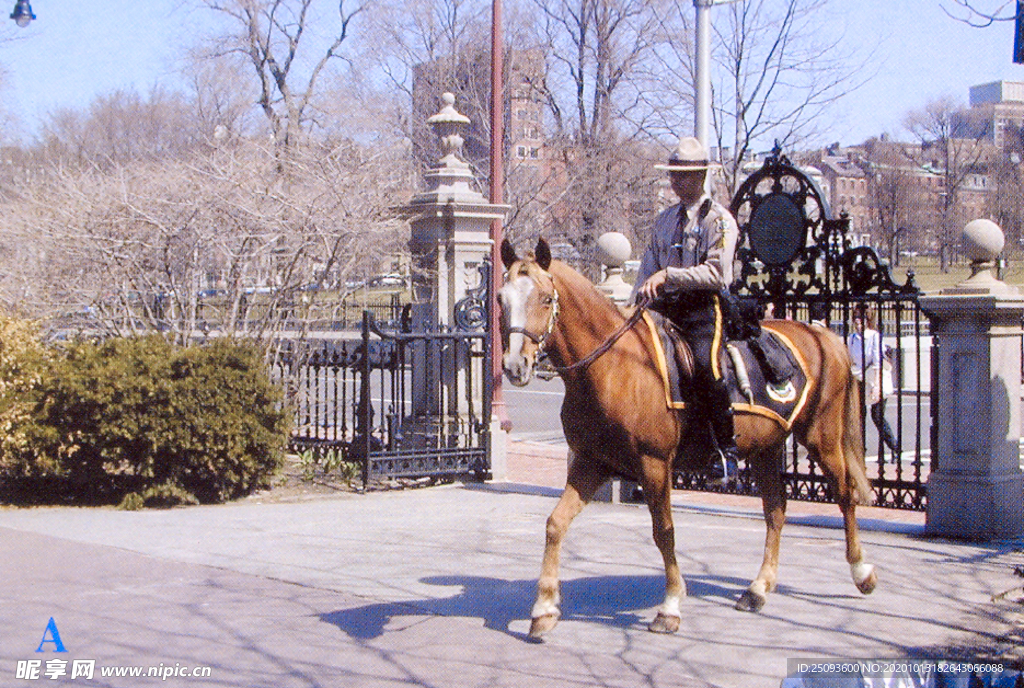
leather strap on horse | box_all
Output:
[553,295,651,375]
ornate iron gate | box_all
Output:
[279,286,492,489]
[674,147,931,510]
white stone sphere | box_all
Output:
[595,232,632,267]
[962,219,1004,263]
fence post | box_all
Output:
[920,219,1024,539]
[400,92,510,481]
[359,310,373,489]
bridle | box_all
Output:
[504,270,651,375]
[506,286,559,350]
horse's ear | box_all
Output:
[535,238,552,271]
[500,239,518,269]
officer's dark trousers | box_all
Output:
[656,292,736,460]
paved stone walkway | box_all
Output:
[1,441,1021,687]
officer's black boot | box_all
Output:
[707,379,740,485]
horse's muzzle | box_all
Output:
[502,350,534,387]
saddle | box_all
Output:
[644,311,809,431]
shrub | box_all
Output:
[0,314,56,479]
[3,335,290,505]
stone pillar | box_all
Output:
[405,93,508,328]
[400,92,510,480]
[921,219,1024,539]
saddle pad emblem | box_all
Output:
[765,380,797,404]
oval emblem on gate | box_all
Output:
[747,193,806,267]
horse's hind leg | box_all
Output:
[737,444,787,612]
[529,452,611,639]
[639,455,685,634]
[811,433,878,596]
[839,492,877,595]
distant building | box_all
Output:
[969,80,1024,147]
[411,47,548,181]
[803,147,872,246]
[506,49,547,174]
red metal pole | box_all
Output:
[489,0,510,430]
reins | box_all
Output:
[550,294,652,375]
[502,259,652,376]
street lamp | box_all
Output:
[693,0,740,150]
[489,0,510,430]
[10,0,35,27]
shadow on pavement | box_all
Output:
[319,573,745,642]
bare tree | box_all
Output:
[184,52,262,143]
[903,96,989,272]
[35,88,203,170]
[710,0,868,191]
[863,137,918,266]
[190,0,366,155]
[513,0,668,260]
[985,124,1024,254]
[0,135,412,346]
[939,0,1017,26]
[529,0,665,144]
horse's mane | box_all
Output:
[547,260,632,322]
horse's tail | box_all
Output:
[842,366,873,506]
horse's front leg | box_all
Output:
[640,455,686,634]
[530,452,610,639]
[737,446,786,612]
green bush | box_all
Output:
[0,314,56,479]
[2,335,290,505]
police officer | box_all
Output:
[633,137,741,484]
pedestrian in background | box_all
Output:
[847,305,898,453]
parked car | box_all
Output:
[367,274,404,287]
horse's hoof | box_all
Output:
[648,613,680,634]
[735,590,767,613]
[528,614,559,639]
[850,561,877,595]
[855,568,878,595]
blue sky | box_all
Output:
[1,1,190,134]
[833,0,1024,142]
[1,0,1022,146]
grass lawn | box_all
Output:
[886,256,1024,294]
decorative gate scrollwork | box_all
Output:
[279,262,493,490]
[730,143,919,309]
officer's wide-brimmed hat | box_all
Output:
[655,136,710,172]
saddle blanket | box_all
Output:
[643,312,811,431]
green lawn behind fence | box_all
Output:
[888,256,1024,294]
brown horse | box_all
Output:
[498,238,877,639]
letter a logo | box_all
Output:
[36,617,67,653]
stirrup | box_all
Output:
[708,449,739,486]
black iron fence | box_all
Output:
[275,309,492,489]
[679,294,932,511]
